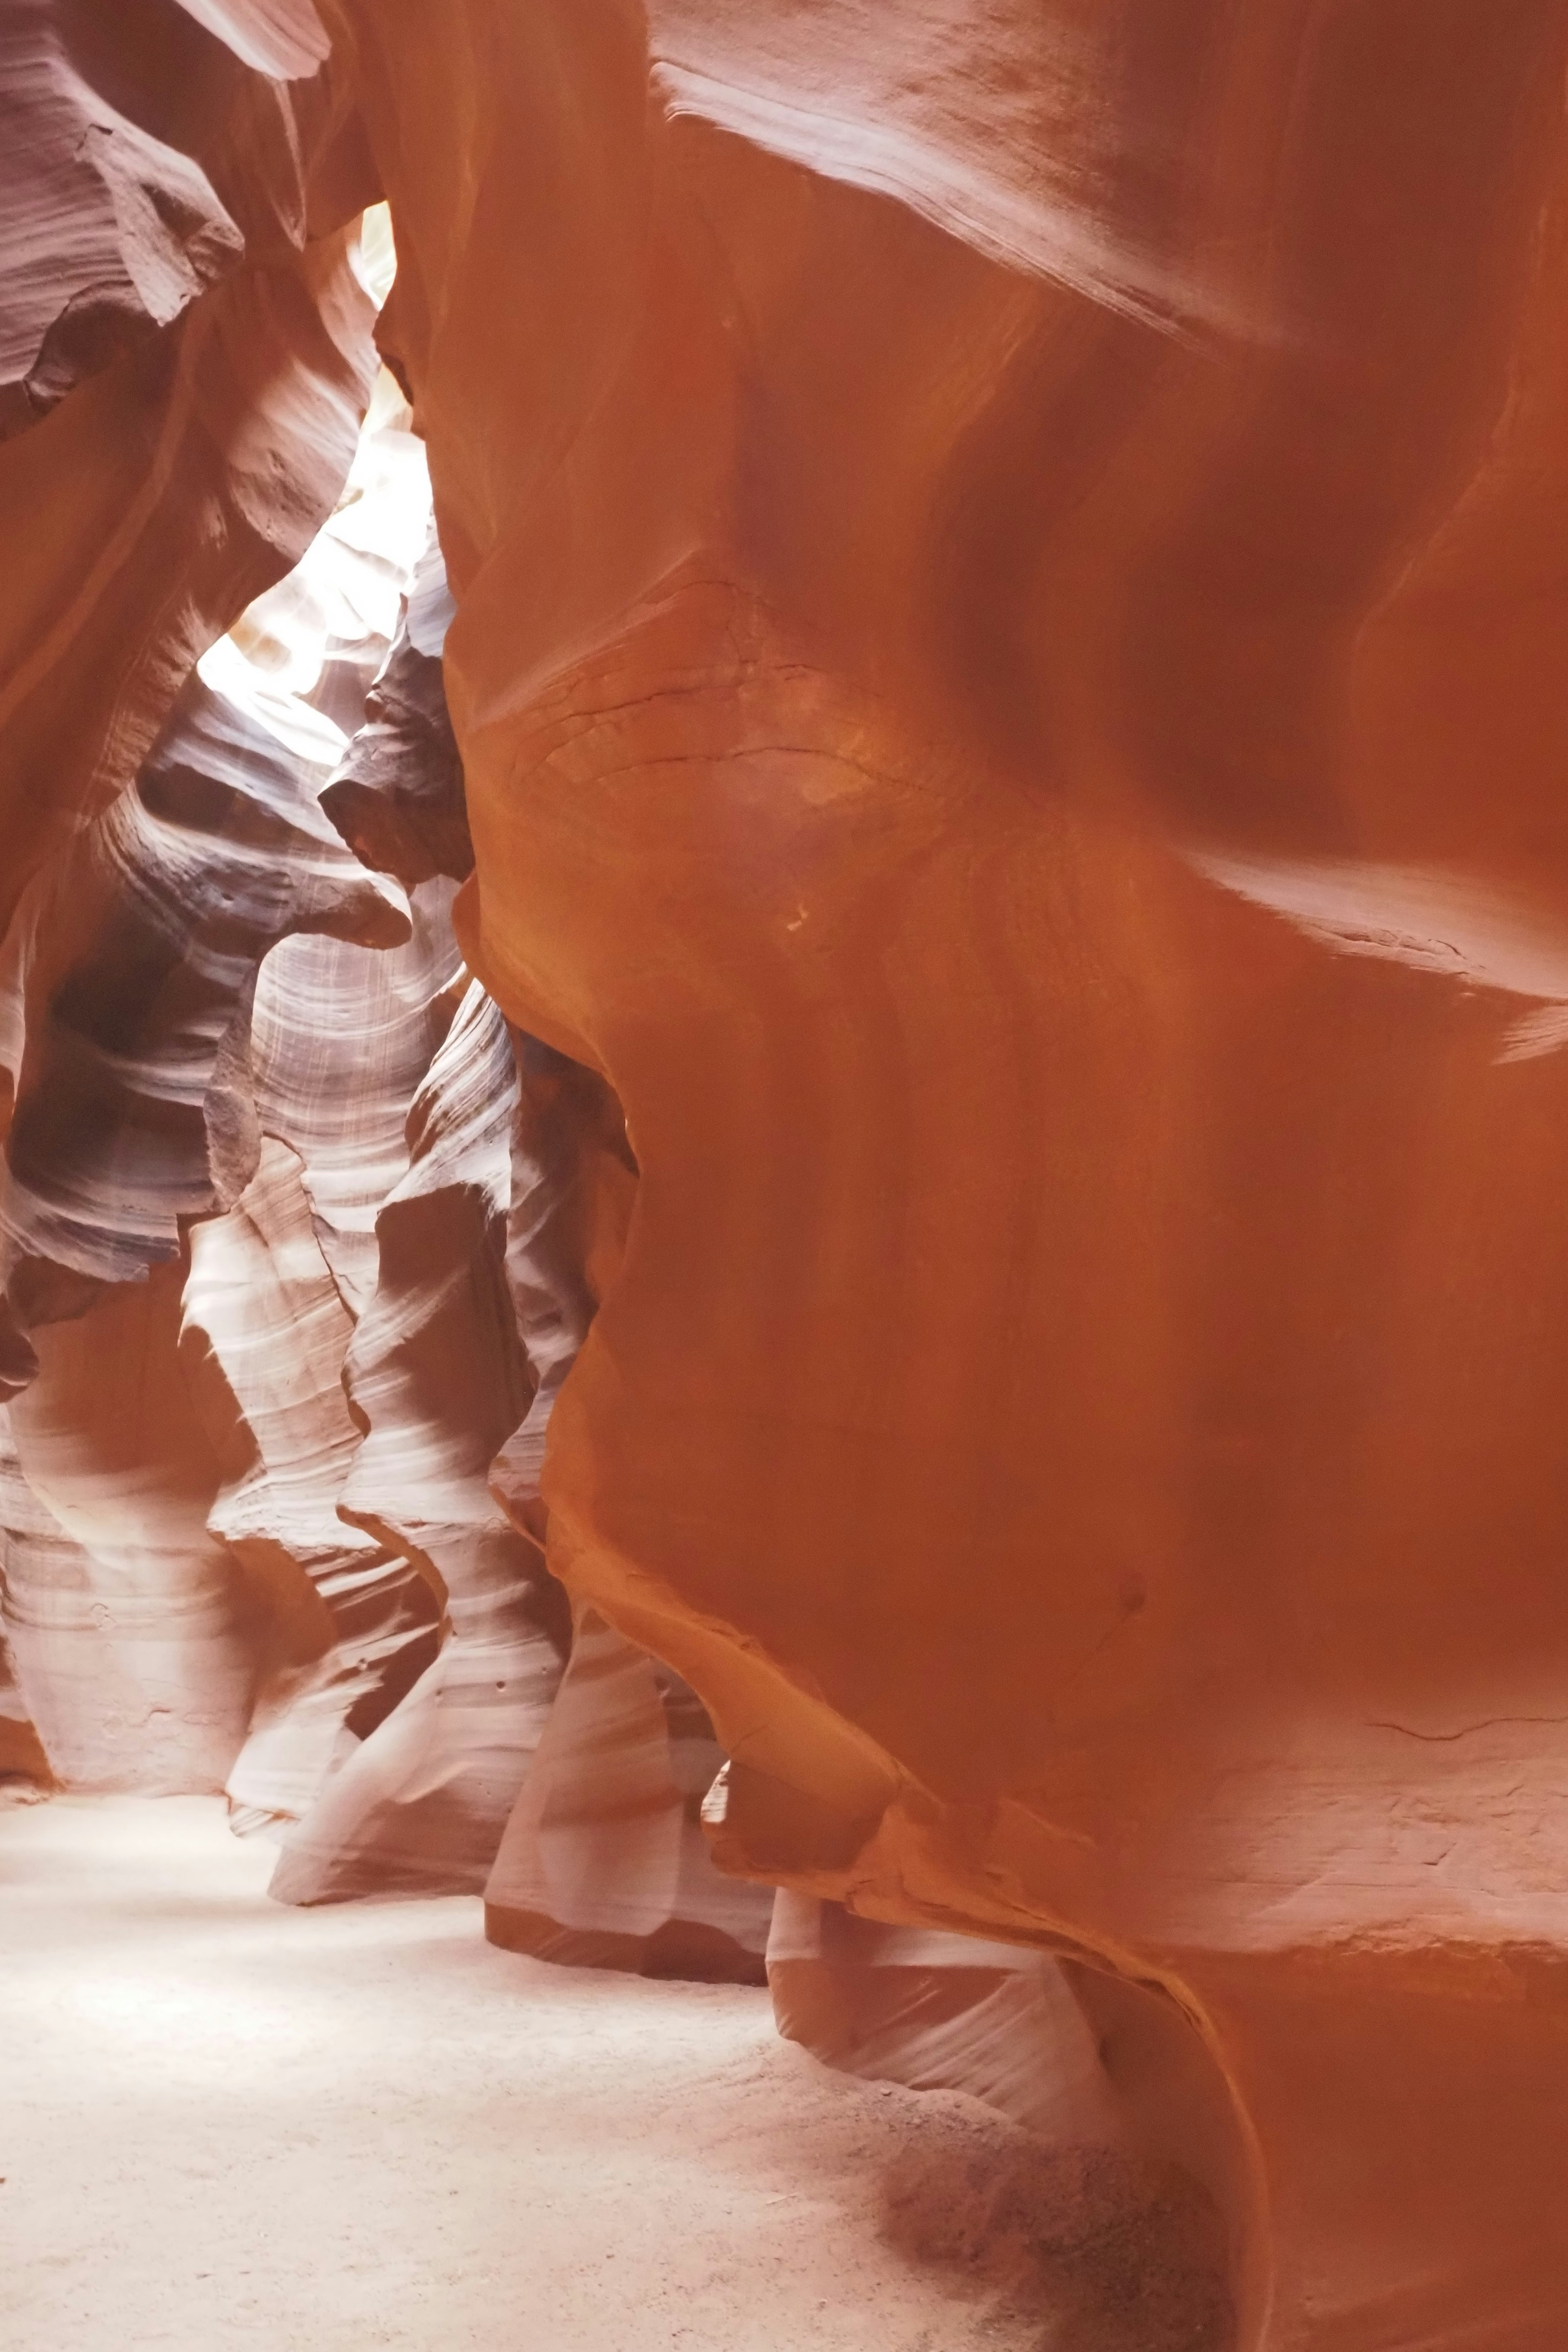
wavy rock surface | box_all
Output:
[309,3,1568,2343]
[1,0,326,436]
[486,1610,772,1983]
[4,1263,253,1791]
[8,4,1567,2338]
[0,346,427,1797]
[181,1131,442,1830]
[267,984,564,1902]
[0,644,409,1318]
[0,3,378,939]
[320,524,472,886]
[483,1024,772,1974]
[0,1419,72,1785]
[1,325,771,1977]
[767,1894,1121,2144]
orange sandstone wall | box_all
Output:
[4,3,1568,2340]
[320,4,1568,2343]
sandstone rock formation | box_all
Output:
[320,524,472,888]
[323,5,1568,2345]
[0,176,777,1984]
[768,1894,1122,2145]
[0,330,427,1797]
[0,0,379,949]
[5,3,1568,2344]
[487,1608,772,1983]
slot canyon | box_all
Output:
[4,4,1568,2348]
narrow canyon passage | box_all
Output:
[8,7,1568,2343]
[2,1796,1149,2352]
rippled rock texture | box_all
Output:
[0,26,775,1977]
[0,390,762,1991]
[326,5,1568,2346]
[6,3,1568,2345]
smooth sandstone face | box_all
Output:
[370,0,1568,1896]
[327,1,1568,2335]
[4,0,1568,2341]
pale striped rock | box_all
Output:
[269,987,567,1900]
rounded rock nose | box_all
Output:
[332,873,415,951]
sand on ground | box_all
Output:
[0,1795,1088,2352]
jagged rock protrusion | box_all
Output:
[320,526,473,886]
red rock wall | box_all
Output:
[5,4,1568,2341]
[321,4,1568,2343]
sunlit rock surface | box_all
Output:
[183,1127,445,1829]
[486,1609,772,1984]
[321,525,473,887]
[768,1894,1122,2143]
[261,978,563,1904]
[309,4,1568,2345]
[4,4,1568,2344]
[0,0,347,436]
[0,345,426,1798]
[0,1,379,946]
[0,217,776,1982]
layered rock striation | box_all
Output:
[323,4,1568,2345]
[6,4,1568,2345]
[0,158,773,1979]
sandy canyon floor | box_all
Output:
[0,1794,1199,2352]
